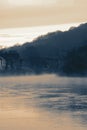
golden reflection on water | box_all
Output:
[0,105,86,130]
[0,99,86,130]
[0,75,87,130]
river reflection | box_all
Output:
[0,74,87,130]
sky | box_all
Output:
[0,23,81,47]
[0,0,86,47]
[0,0,87,28]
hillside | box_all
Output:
[0,23,87,76]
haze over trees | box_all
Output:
[0,23,87,76]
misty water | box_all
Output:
[0,74,87,130]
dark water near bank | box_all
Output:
[0,74,87,130]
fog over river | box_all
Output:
[0,74,87,130]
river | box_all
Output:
[0,74,87,130]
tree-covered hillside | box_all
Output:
[0,23,87,76]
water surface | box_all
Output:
[0,74,87,130]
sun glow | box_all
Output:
[8,0,57,6]
[8,0,75,7]
[0,23,81,47]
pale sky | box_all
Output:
[0,23,81,47]
[0,0,87,28]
